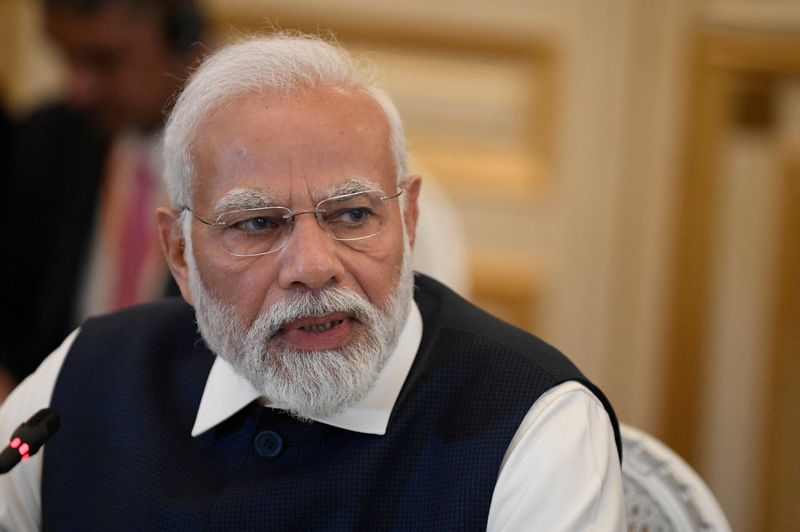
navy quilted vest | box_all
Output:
[43,274,619,530]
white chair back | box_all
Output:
[621,424,732,531]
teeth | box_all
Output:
[300,319,343,333]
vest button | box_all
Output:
[254,430,283,458]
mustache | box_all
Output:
[248,287,378,338]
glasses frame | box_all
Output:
[183,189,404,257]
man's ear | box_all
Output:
[402,175,422,249]
[156,207,193,305]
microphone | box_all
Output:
[0,408,60,474]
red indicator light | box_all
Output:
[9,438,21,449]
[21,454,29,462]
[18,443,30,455]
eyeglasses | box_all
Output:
[184,189,403,257]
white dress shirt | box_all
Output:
[0,303,624,531]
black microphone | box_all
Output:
[0,408,60,474]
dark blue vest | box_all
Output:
[42,274,619,531]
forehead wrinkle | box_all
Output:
[212,188,285,216]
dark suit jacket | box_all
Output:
[0,103,177,382]
[1,103,108,381]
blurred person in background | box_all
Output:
[0,0,207,396]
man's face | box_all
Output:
[162,87,421,417]
[44,3,186,132]
[188,88,418,338]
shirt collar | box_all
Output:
[191,302,423,437]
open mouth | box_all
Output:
[283,312,352,333]
[299,319,345,333]
[277,312,357,350]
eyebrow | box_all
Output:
[319,177,386,200]
[211,177,389,215]
[212,188,285,216]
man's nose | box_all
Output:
[275,214,345,290]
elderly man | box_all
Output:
[0,35,624,530]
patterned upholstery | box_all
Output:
[621,424,732,532]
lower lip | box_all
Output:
[276,318,357,351]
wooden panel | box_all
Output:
[704,29,800,73]
[660,34,730,461]
[761,148,800,532]
[664,26,800,530]
[469,251,538,331]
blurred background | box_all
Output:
[1,0,798,530]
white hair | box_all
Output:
[162,33,408,209]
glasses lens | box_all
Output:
[317,191,390,241]
[215,207,290,256]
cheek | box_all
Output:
[192,234,278,325]
[210,264,278,327]
[347,231,406,309]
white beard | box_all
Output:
[185,227,414,421]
